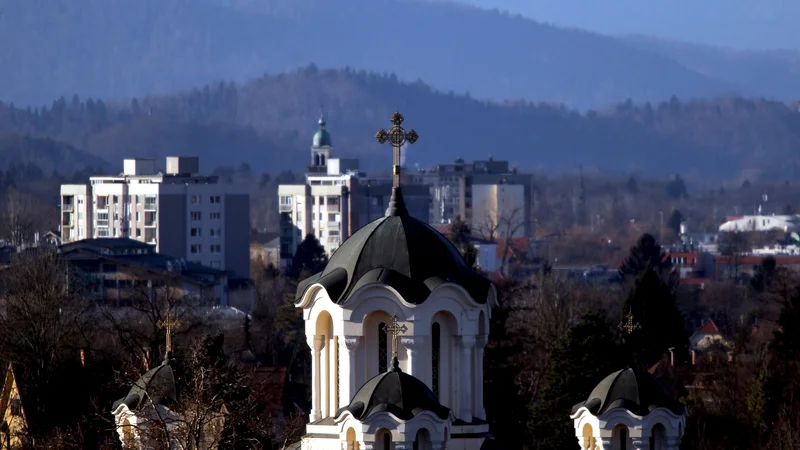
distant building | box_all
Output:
[59,156,250,277]
[719,215,800,233]
[411,157,532,236]
[59,238,255,310]
[278,117,428,267]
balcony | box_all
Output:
[144,211,157,227]
[62,203,74,212]
[326,203,340,212]
[62,213,73,227]
[279,203,293,212]
[327,236,341,244]
[327,221,340,229]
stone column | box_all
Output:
[474,335,487,420]
[329,336,338,416]
[339,336,361,407]
[666,437,682,450]
[400,336,425,379]
[459,335,476,421]
[310,335,325,422]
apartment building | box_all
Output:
[411,157,533,236]
[278,117,429,266]
[60,156,250,277]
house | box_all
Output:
[59,238,232,307]
[250,231,281,268]
[0,363,29,449]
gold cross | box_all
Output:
[384,315,408,360]
[618,310,642,334]
[375,111,419,188]
[157,311,182,354]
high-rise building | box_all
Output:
[278,116,429,267]
[411,157,533,237]
[59,156,250,277]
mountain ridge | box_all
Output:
[1,0,796,109]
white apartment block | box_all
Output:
[60,156,250,277]
[471,183,528,239]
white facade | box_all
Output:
[471,184,527,239]
[60,157,250,277]
[294,281,498,449]
[719,215,800,232]
[571,405,686,450]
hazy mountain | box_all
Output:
[3,67,800,183]
[0,0,788,109]
[455,0,800,50]
[0,133,111,174]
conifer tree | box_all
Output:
[619,233,674,284]
[289,234,328,279]
[529,312,625,450]
[620,264,687,368]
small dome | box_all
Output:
[337,360,450,421]
[571,367,684,416]
[313,117,332,147]
[296,193,491,304]
[112,359,177,411]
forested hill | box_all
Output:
[2,0,799,109]
[2,66,800,182]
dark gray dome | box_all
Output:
[571,367,684,416]
[296,190,491,305]
[112,359,177,411]
[337,360,449,421]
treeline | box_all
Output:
[2,66,800,179]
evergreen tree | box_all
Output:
[529,313,625,449]
[667,209,684,236]
[666,175,688,199]
[289,234,328,279]
[621,265,687,368]
[619,233,673,283]
[447,216,477,268]
[764,287,800,421]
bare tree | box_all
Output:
[0,248,95,441]
[0,189,37,246]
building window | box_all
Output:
[191,211,201,221]
[328,197,339,205]
[378,322,388,373]
[432,323,441,398]
[191,195,200,204]
[136,228,142,237]
[210,244,221,253]
[210,195,221,204]
[328,213,337,222]
[191,228,201,237]
[191,244,201,254]
[279,196,293,206]
[78,227,84,238]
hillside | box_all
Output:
[457,0,800,50]
[0,0,787,109]
[2,67,800,182]
[0,132,111,174]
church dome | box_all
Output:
[313,117,332,147]
[337,359,450,421]
[112,359,177,411]
[295,190,491,305]
[571,367,684,417]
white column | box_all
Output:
[400,336,425,378]
[599,438,612,450]
[329,336,338,416]
[310,335,325,422]
[459,335,476,421]
[474,335,487,420]
[339,336,361,407]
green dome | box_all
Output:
[313,117,332,147]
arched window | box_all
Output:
[581,423,595,450]
[382,431,391,450]
[321,154,326,166]
[650,423,667,450]
[314,154,320,166]
[378,322,388,373]
[612,425,629,450]
[415,429,431,450]
[432,323,441,398]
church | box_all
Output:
[287,111,689,450]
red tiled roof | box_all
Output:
[432,225,450,235]
[696,320,720,334]
[495,237,530,261]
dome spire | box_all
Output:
[375,110,419,217]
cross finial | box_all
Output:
[157,311,182,356]
[383,315,408,371]
[375,110,419,189]
[618,310,642,335]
